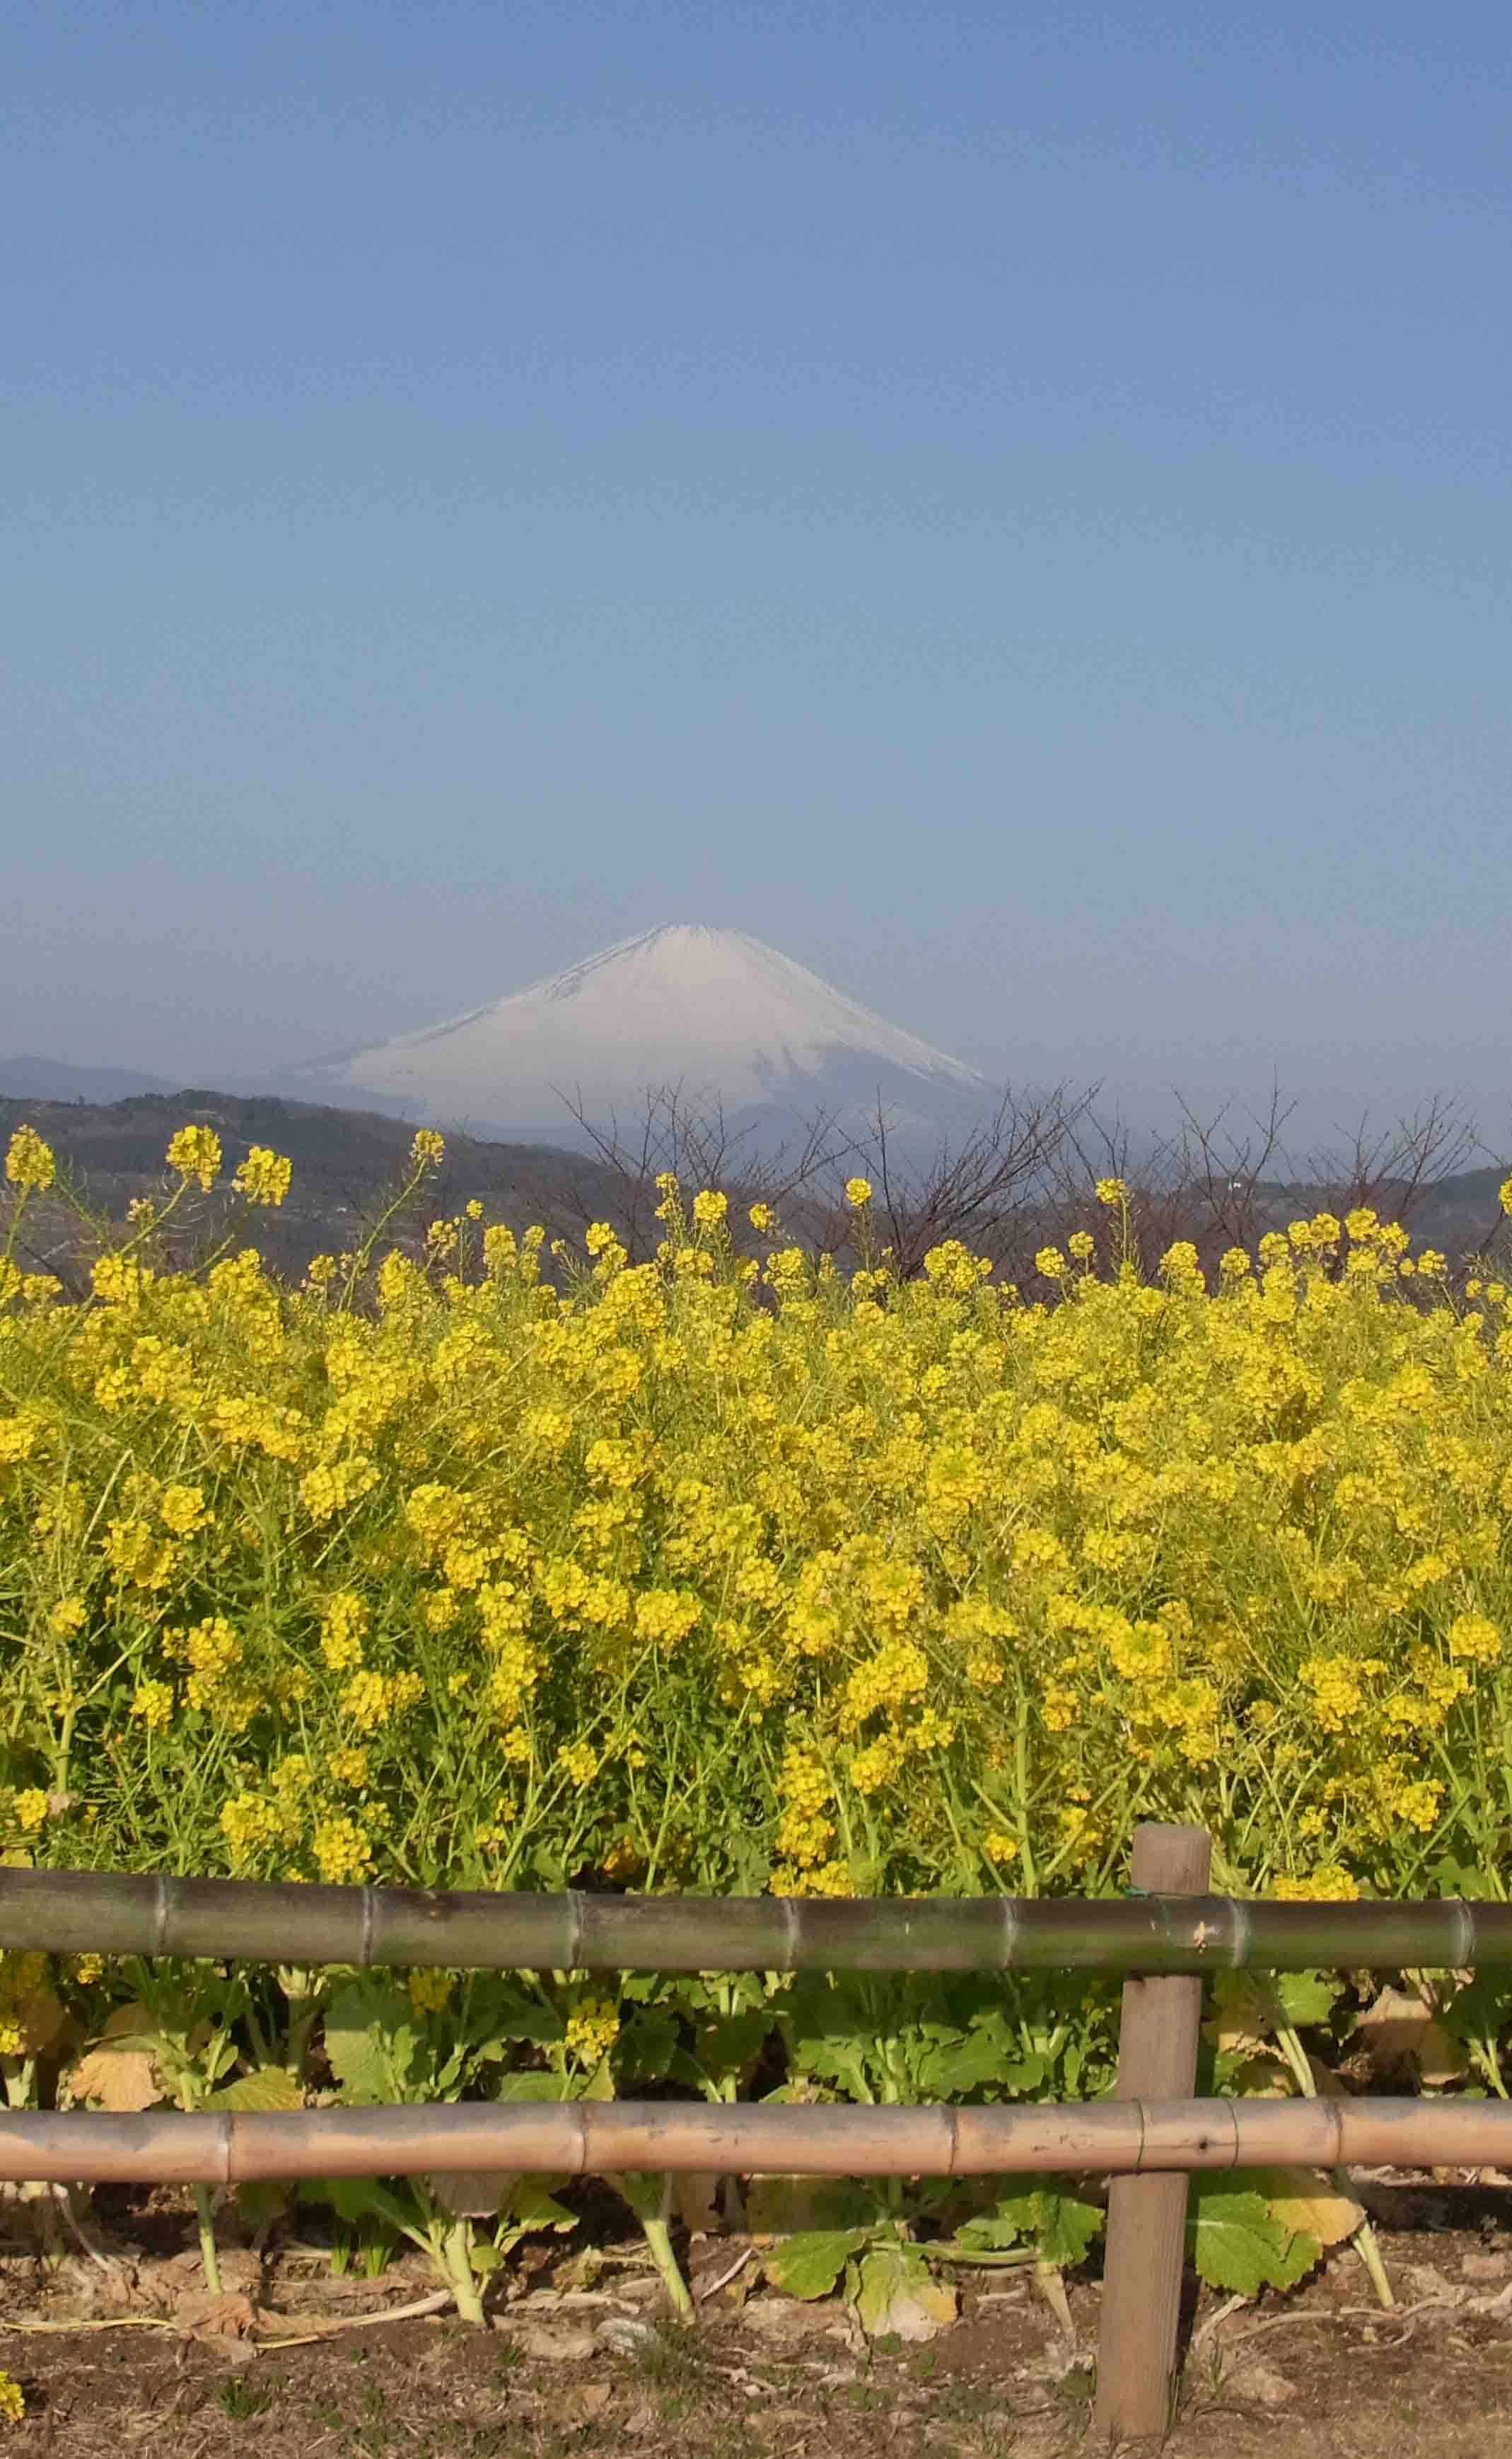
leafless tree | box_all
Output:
[552,1077,1103,1284]
[1033,1084,1495,1282]
[774,1081,1098,1281]
[1063,1080,1305,1271]
[1299,1095,1482,1227]
[555,1081,859,1257]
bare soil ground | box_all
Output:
[2,2180,1511,2458]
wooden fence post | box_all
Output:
[1095,1821,1211,2445]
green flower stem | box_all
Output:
[440,2219,487,2326]
[193,2185,223,2296]
[614,2170,694,2325]
[1274,2018,1394,2310]
[641,2212,696,2325]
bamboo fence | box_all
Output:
[0,2092,1508,2188]
[4,1832,1508,2443]
[2,1865,1507,1972]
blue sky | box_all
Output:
[5,0,1509,1144]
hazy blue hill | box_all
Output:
[0,1056,182,1101]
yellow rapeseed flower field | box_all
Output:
[3,1122,1511,1914]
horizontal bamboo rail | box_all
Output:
[3,1867,1508,1971]
[4,2094,1511,2187]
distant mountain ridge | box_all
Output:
[0,1056,182,1103]
[295,922,994,1151]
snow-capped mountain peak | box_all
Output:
[298,924,991,1146]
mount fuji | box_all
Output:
[296,924,996,1153]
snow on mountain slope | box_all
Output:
[298,925,992,1146]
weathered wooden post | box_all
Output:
[1095,1821,1211,2445]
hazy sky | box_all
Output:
[6,1,1510,1146]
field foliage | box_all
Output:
[4,1120,1512,2314]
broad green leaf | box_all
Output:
[1033,2190,1103,2269]
[1185,2186,1321,2294]
[853,2240,957,2342]
[502,2178,576,2232]
[323,1980,417,2105]
[764,2228,868,2301]
[1211,2047,1286,2095]
[214,2064,304,2112]
[1206,1968,1338,2054]
[694,2011,772,2076]
[1235,2167,1362,2249]
[955,2193,1035,2252]
[668,2047,712,2095]
[431,2047,465,2098]
[1438,1970,1512,2057]
[789,2038,873,2098]
[919,2029,1013,2098]
[471,2005,565,2054]
[495,2071,576,2103]
[1206,1971,1277,2054]
[616,2008,679,2082]
[953,2187,1100,2267]
[1428,1854,1499,1902]
[1274,1970,1342,2030]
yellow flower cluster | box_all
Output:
[233,1145,293,1207]
[4,1138,1512,1921]
[165,1125,223,1190]
[0,1949,50,2058]
[563,1995,622,2064]
[5,1124,55,1194]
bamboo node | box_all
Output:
[999,1894,1018,1970]
[152,1874,171,1958]
[1226,2101,1240,2168]
[779,1895,800,1973]
[359,1885,377,1968]
[565,1890,584,1970]
[1228,1898,1252,1969]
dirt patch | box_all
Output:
[2,2185,1511,2456]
